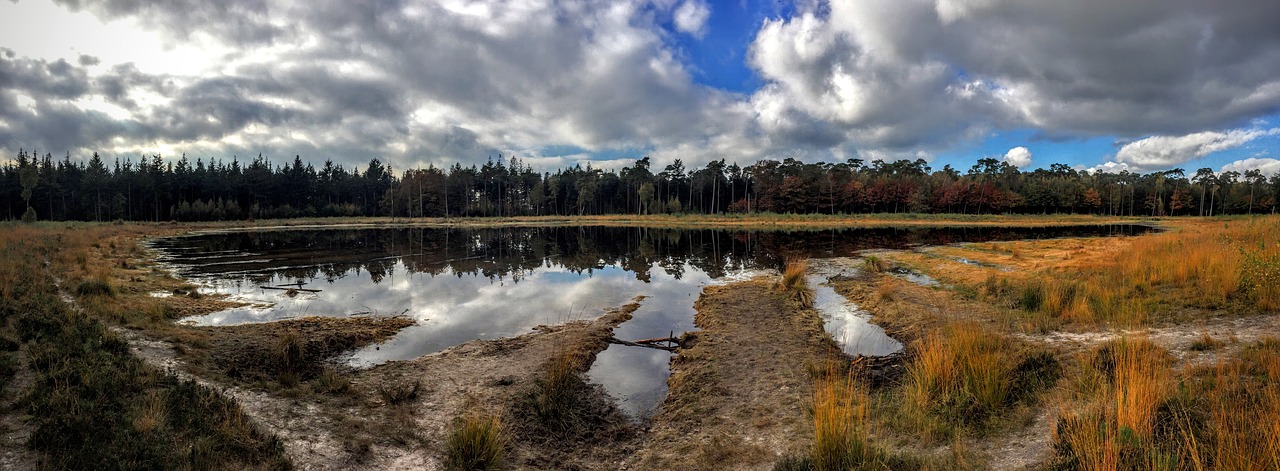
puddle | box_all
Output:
[889,267,940,287]
[149,224,1152,418]
[806,271,903,357]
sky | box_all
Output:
[2,0,1280,176]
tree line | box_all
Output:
[3,149,1278,222]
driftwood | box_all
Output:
[606,333,684,352]
[260,286,322,293]
[606,337,680,350]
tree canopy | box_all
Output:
[3,149,1277,222]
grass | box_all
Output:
[1053,338,1178,469]
[443,414,507,471]
[522,351,591,435]
[74,279,117,297]
[0,223,292,469]
[992,216,1280,326]
[862,255,888,273]
[778,259,815,309]
[900,322,1058,438]
[377,380,422,406]
[811,370,879,471]
[1189,333,1225,352]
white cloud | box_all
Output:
[1085,161,1132,174]
[1220,158,1280,177]
[673,0,711,38]
[1002,146,1032,168]
[1114,128,1280,170]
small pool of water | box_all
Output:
[889,266,940,287]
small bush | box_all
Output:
[75,279,116,298]
[444,415,506,471]
[378,381,421,406]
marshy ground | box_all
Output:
[1,214,1277,470]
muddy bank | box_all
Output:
[185,315,416,383]
[629,279,844,470]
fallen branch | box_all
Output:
[260,286,322,293]
[607,337,679,352]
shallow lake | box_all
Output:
[149,223,1153,417]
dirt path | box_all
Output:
[628,279,841,470]
[0,353,36,471]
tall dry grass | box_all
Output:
[809,368,880,471]
[1009,217,1280,326]
[778,259,815,309]
[902,322,1058,437]
[906,323,1012,420]
[444,414,507,471]
[1181,340,1280,470]
[1055,338,1176,469]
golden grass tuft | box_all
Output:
[444,414,507,471]
[862,255,888,273]
[1054,338,1175,469]
[525,350,591,434]
[906,322,1011,419]
[777,259,815,309]
[811,369,879,471]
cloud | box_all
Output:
[1002,146,1032,168]
[1114,128,1280,171]
[1085,161,1132,174]
[3,0,770,170]
[1220,158,1280,177]
[746,0,1280,152]
[5,0,1280,172]
[673,0,711,38]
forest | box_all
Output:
[3,149,1278,221]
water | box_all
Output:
[148,223,1153,416]
[805,271,904,357]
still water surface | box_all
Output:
[150,224,1151,417]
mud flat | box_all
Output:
[629,278,845,470]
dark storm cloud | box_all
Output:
[0,52,91,100]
